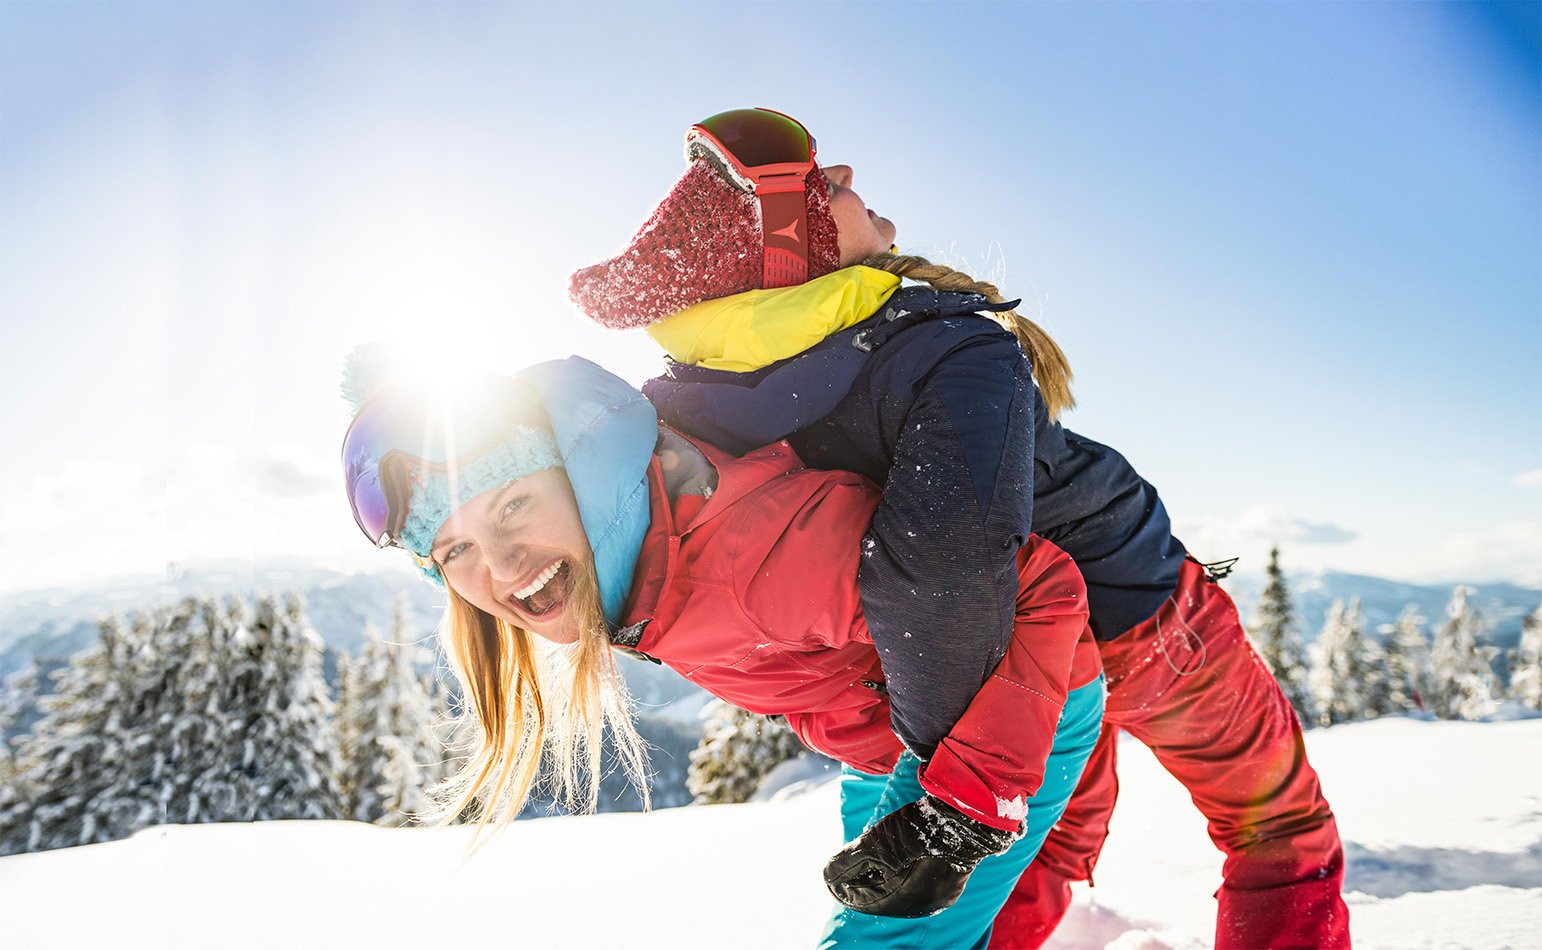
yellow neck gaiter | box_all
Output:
[645,265,902,372]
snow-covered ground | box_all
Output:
[3,718,1539,949]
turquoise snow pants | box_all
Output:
[817,676,1106,949]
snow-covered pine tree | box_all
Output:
[151,597,262,826]
[1247,546,1316,725]
[219,594,345,820]
[1380,605,1432,714]
[89,606,185,839]
[0,614,138,854]
[0,663,40,832]
[1507,605,1542,710]
[1428,586,1501,721]
[1359,614,1390,719]
[687,699,803,805]
[1308,599,1382,726]
[334,644,360,804]
[0,662,39,777]
[339,595,443,825]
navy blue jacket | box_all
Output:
[643,287,1185,760]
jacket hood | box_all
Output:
[516,356,658,627]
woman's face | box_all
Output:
[432,468,592,645]
[823,164,897,267]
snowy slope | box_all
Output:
[2,718,1538,949]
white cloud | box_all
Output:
[1411,521,1542,588]
[1173,505,1361,583]
[1,442,373,594]
[1177,503,1357,552]
[260,448,336,498]
[1511,469,1542,490]
[0,458,170,591]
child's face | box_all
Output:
[823,164,897,266]
[432,468,593,644]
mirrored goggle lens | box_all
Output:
[695,108,813,169]
[347,461,392,546]
[342,399,416,546]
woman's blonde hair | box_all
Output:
[859,252,1075,421]
[411,554,651,858]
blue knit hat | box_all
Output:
[397,429,563,586]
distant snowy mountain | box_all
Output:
[0,561,445,678]
[1222,569,1539,650]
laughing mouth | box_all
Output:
[511,559,571,618]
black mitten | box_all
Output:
[823,795,1019,918]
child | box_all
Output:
[567,107,1349,949]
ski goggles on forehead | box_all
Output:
[686,107,818,288]
[341,376,550,551]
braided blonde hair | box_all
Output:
[859,253,1075,420]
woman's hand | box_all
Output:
[823,795,1019,918]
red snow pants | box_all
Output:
[989,558,1350,950]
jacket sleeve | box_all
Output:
[917,538,1092,831]
[792,319,1039,771]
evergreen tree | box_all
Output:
[0,663,40,837]
[1507,605,1542,711]
[1247,545,1316,725]
[339,596,444,825]
[175,601,252,826]
[1380,605,1432,714]
[1428,586,1500,721]
[0,662,39,776]
[334,644,361,804]
[1308,599,1382,726]
[0,615,138,854]
[687,699,803,804]
[219,594,346,820]
[419,663,474,824]
[90,606,186,838]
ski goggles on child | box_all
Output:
[686,107,818,289]
[341,375,559,555]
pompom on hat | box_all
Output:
[568,160,841,329]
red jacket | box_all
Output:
[619,434,1101,831]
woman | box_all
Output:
[339,352,1104,943]
[567,107,1350,949]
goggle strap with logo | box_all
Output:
[757,179,809,287]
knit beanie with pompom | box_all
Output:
[568,161,841,330]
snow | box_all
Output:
[2,718,1539,949]
[996,792,1029,823]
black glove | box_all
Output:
[823,795,1019,918]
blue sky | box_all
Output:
[1,1,1538,592]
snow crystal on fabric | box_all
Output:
[568,162,840,329]
[995,794,1028,822]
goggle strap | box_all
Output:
[376,449,417,545]
[757,186,809,288]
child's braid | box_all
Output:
[859,253,1075,420]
